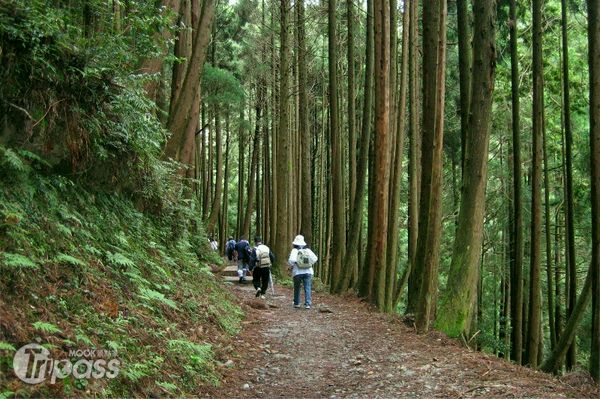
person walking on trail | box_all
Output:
[225,236,237,261]
[235,237,251,284]
[249,236,275,299]
[209,237,218,252]
[287,234,318,309]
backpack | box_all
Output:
[296,248,313,269]
[226,240,236,253]
[255,244,272,268]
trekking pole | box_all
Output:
[269,270,275,295]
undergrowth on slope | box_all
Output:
[0,148,243,398]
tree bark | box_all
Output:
[164,0,215,165]
[415,0,447,333]
[508,0,524,365]
[206,109,223,233]
[526,0,544,368]
[338,0,374,294]
[347,0,357,210]
[435,0,496,339]
[237,109,246,237]
[387,0,410,311]
[328,0,347,289]
[138,0,181,102]
[588,0,600,381]
[297,0,312,245]
[274,0,291,274]
[405,0,422,313]
[543,113,556,351]
[560,0,578,370]
[457,0,471,173]
[364,0,391,310]
[541,263,593,373]
[242,98,262,238]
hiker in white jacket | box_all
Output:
[287,235,318,309]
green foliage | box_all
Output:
[0,146,242,397]
[202,64,245,106]
[106,252,135,269]
[1,252,38,270]
[0,391,15,399]
[138,287,178,310]
[54,253,87,267]
[0,342,16,352]
[32,321,62,334]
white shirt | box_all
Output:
[288,247,318,276]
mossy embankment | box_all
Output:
[0,149,243,398]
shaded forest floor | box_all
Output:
[205,279,599,399]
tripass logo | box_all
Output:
[13,343,120,384]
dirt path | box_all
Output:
[208,283,598,399]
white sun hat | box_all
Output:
[292,234,307,247]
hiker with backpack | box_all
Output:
[209,237,218,252]
[225,237,237,261]
[249,236,275,299]
[235,237,251,283]
[287,234,318,309]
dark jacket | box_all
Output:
[236,240,250,262]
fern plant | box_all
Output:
[1,253,38,270]
[32,321,62,334]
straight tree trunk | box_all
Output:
[526,0,544,368]
[588,0,600,381]
[543,116,556,350]
[328,0,347,289]
[414,0,447,333]
[387,0,410,312]
[347,0,357,209]
[365,0,391,310]
[274,0,291,274]
[338,0,374,294]
[509,0,524,365]
[237,109,246,237]
[560,0,578,370]
[221,114,231,247]
[206,109,224,233]
[296,0,312,245]
[457,0,471,172]
[242,98,262,238]
[435,0,496,339]
[405,0,422,313]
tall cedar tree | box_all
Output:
[561,0,578,370]
[274,0,291,273]
[165,0,215,165]
[436,0,497,339]
[589,0,600,382]
[338,0,374,294]
[414,0,447,333]
[389,1,410,309]
[527,0,544,368]
[508,0,524,365]
[457,0,471,171]
[404,0,422,312]
[364,0,391,310]
[296,0,312,245]
[329,0,347,288]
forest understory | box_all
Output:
[210,282,600,399]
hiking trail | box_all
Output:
[205,276,599,399]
